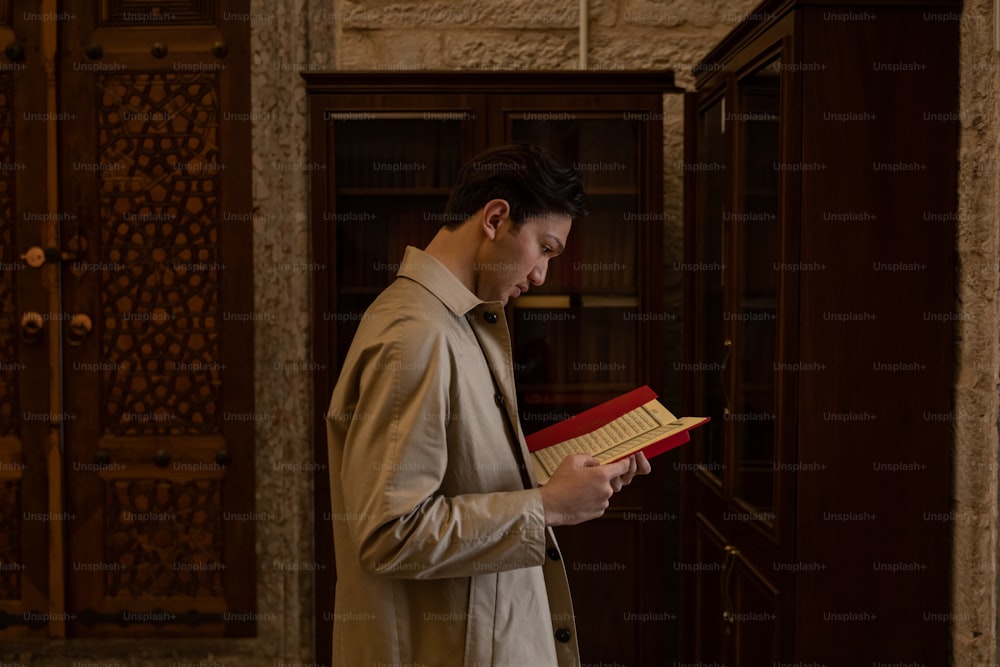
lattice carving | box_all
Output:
[105,478,223,598]
[97,72,221,436]
[0,72,16,438]
[99,0,217,25]
[0,480,21,599]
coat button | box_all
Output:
[555,628,571,643]
[494,393,505,407]
[546,548,561,561]
[483,311,498,324]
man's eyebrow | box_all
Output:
[544,233,566,255]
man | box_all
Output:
[326,144,651,666]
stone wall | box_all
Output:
[330,0,754,85]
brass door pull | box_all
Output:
[721,545,740,624]
[20,312,44,343]
[66,314,93,346]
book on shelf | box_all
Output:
[524,385,709,484]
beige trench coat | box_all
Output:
[326,246,581,667]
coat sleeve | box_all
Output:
[330,314,548,580]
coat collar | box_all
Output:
[397,245,493,318]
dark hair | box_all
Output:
[442,143,587,229]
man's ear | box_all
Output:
[480,199,511,240]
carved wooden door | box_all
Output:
[0,0,254,639]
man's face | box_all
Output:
[475,212,571,305]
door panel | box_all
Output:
[0,0,54,638]
[732,552,780,667]
[690,514,727,665]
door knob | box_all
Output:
[20,247,46,268]
[20,312,44,344]
[66,314,92,346]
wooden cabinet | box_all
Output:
[304,71,682,666]
[681,1,958,663]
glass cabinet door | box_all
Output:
[504,113,647,430]
[328,111,471,366]
[730,57,781,515]
[690,93,728,485]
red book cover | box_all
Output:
[525,386,709,468]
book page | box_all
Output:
[532,399,698,480]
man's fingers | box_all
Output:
[607,453,652,491]
[619,456,638,485]
[603,458,631,478]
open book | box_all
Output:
[524,386,709,484]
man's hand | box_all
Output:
[539,453,652,526]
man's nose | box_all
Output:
[529,261,547,286]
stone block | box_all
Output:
[340,0,578,29]
[442,31,577,70]
[619,0,757,29]
[339,30,444,70]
